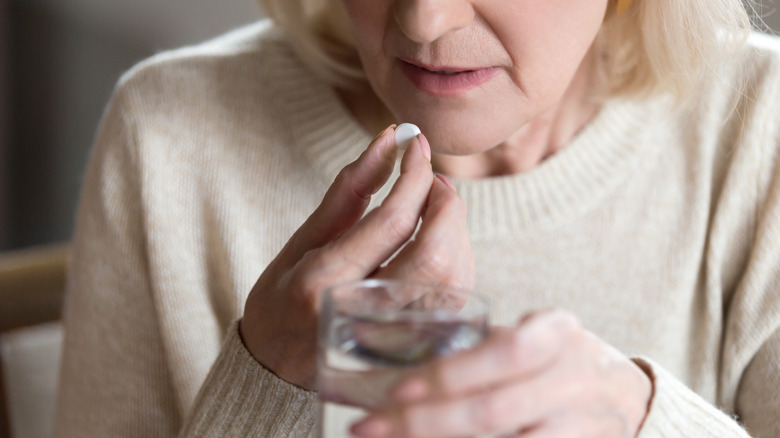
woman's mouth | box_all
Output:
[399,60,498,97]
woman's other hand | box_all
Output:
[351,309,653,438]
[240,126,474,389]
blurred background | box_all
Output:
[0,0,262,252]
[0,1,778,252]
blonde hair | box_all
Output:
[259,0,752,102]
[259,0,363,88]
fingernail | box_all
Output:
[373,124,397,142]
[393,377,429,402]
[350,416,390,438]
[417,134,432,161]
[434,173,455,191]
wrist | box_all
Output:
[239,316,317,390]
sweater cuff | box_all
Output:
[632,357,750,437]
[179,320,318,437]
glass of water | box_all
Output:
[317,279,490,437]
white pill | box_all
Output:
[395,123,421,150]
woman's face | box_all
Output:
[340,0,610,156]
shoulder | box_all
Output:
[691,31,780,149]
[87,19,333,186]
[739,32,780,98]
[92,19,331,165]
[674,31,780,221]
[696,31,780,107]
[695,32,780,242]
[745,31,780,63]
[108,20,310,119]
[119,19,290,86]
[730,32,780,148]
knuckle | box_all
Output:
[567,378,592,404]
[592,410,630,438]
[292,252,332,301]
[381,208,419,243]
[475,394,506,431]
[332,165,353,190]
[289,279,320,311]
[549,309,583,339]
[555,309,582,328]
[322,240,373,273]
[414,240,451,280]
[334,162,370,199]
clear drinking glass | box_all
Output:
[317,279,490,437]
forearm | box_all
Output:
[179,321,318,437]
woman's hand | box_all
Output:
[240,126,474,389]
[351,310,653,438]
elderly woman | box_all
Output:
[55,0,779,437]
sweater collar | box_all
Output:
[452,97,663,238]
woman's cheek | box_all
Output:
[341,0,387,48]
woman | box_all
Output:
[55,0,780,436]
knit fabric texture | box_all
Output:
[54,22,780,437]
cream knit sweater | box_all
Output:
[55,21,780,437]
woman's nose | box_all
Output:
[393,0,475,43]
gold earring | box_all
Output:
[617,0,633,14]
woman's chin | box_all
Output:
[387,103,528,158]
[408,122,507,157]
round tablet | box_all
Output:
[395,123,421,150]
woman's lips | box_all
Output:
[399,60,498,97]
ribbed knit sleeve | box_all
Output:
[179,321,317,437]
[634,358,751,437]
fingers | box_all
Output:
[316,133,435,279]
[283,125,398,263]
[351,372,578,438]
[375,173,473,288]
[516,413,630,438]
[393,310,580,402]
[351,310,650,438]
[351,312,588,438]
[265,130,437,310]
[362,405,630,438]
[414,365,587,437]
